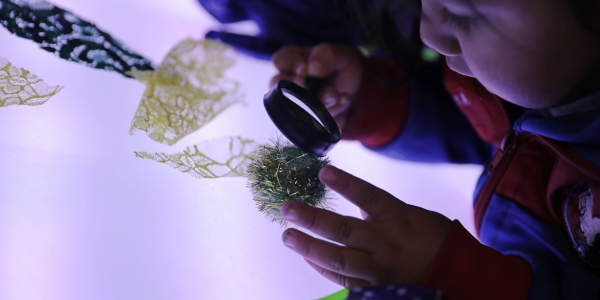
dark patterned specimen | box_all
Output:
[0,0,154,77]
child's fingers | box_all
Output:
[269,74,305,89]
[321,86,340,108]
[307,44,362,95]
[307,43,355,77]
[318,166,407,221]
[272,45,311,75]
[282,228,377,280]
[304,259,371,289]
[320,87,352,119]
[280,201,377,251]
[327,94,352,117]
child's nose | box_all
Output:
[420,23,462,56]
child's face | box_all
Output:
[420,0,600,109]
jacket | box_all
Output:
[344,56,600,299]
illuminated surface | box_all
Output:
[0,1,482,299]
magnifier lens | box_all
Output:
[263,80,341,157]
[281,88,326,127]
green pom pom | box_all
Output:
[245,139,332,224]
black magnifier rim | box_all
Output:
[264,80,341,157]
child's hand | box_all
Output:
[281,166,453,288]
[270,44,363,130]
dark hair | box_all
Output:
[344,0,600,46]
[338,0,425,73]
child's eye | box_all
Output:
[440,7,483,29]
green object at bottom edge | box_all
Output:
[317,289,349,300]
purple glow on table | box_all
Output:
[0,1,481,299]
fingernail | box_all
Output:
[323,92,336,107]
[281,202,299,221]
[308,62,322,77]
[282,231,296,248]
[295,63,305,75]
[340,95,351,107]
[319,166,336,182]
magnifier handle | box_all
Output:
[305,77,325,98]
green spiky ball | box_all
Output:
[246,140,331,224]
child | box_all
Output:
[271,0,600,298]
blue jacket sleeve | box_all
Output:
[198,0,364,60]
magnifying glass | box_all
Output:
[263,77,341,157]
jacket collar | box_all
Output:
[514,93,600,147]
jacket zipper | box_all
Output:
[473,96,516,234]
[474,133,600,234]
[474,131,522,234]
[492,95,512,128]
[474,97,600,236]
